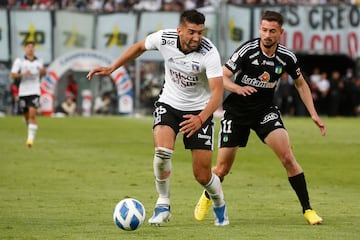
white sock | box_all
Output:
[27,124,38,141]
[153,147,173,206]
[204,173,225,207]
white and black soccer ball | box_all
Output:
[113,198,146,231]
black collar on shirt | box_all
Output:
[24,55,38,61]
[177,36,201,54]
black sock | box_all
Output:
[288,172,311,213]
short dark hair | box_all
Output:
[180,10,205,25]
[261,11,284,27]
[24,41,35,46]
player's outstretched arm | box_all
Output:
[87,40,147,80]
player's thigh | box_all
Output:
[264,128,292,158]
[153,125,176,149]
[214,147,238,177]
[191,149,212,184]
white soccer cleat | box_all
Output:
[148,205,171,226]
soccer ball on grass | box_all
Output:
[113,198,146,231]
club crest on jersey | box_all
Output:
[192,63,200,73]
[275,66,283,74]
[259,72,270,82]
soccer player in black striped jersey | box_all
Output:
[10,41,46,148]
[194,10,326,225]
[87,10,228,226]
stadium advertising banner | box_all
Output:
[95,13,137,60]
[54,11,94,59]
[138,12,180,61]
[225,6,252,59]
[0,9,10,62]
[253,5,360,58]
[9,10,52,64]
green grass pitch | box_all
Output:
[0,116,359,240]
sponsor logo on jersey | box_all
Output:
[241,74,276,88]
[223,135,229,142]
[259,72,270,82]
[169,69,198,88]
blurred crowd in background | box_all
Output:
[273,61,360,117]
[1,0,360,12]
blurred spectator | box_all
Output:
[6,0,21,9]
[352,76,360,116]
[328,70,343,116]
[88,0,103,12]
[55,94,77,116]
[114,0,132,12]
[183,0,196,10]
[309,67,321,110]
[93,93,111,114]
[104,0,116,12]
[32,0,46,9]
[65,73,78,101]
[310,67,321,87]
[72,0,87,10]
[316,72,330,115]
[133,0,161,11]
[163,0,184,11]
[340,68,355,116]
[274,72,295,116]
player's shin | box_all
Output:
[203,173,225,207]
[27,123,38,142]
[153,147,173,206]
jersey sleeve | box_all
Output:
[284,51,302,80]
[11,58,22,74]
[144,30,163,50]
[204,49,223,79]
[224,46,244,74]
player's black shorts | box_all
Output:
[153,102,214,150]
[19,95,40,113]
[219,106,286,148]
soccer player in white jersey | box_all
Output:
[194,10,326,225]
[87,10,229,226]
[10,41,46,148]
